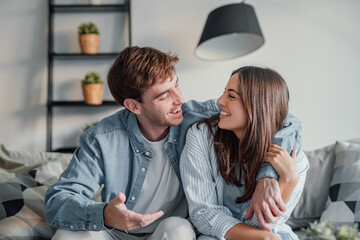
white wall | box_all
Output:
[0,0,359,152]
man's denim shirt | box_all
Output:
[44,99,302,231]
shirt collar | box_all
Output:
[125,112,179,155]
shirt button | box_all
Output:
[136,149,139,153]
[141,168,146,172]
[93,224,97,229]
[70,225,73,229]
[131,196,136,201]
[145,152,150,156]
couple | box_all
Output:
[45,46,309,240]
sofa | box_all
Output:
[0,139,359,239]
[288,139,360,238]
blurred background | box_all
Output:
[0,0,359,151]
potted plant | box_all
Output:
[82,72,104,105]
[302,219,360,240]
[78,22,100,54]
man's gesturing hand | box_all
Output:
[244,178,286,231]
[104,193,164,231]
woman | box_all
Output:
[180,66,309,240]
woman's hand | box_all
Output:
[264,145,299,203]
[264,145,298,181]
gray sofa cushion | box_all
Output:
[320,141,360,226]
[288,139,360,231]
[287,144,336,229]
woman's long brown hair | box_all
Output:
[201,66,289,203]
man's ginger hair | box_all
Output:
[107,46,179,106]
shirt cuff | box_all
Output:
[87,201,108,231]
[212,215,241,240]
[255,162,279,181]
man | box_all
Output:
[45,46,299,239]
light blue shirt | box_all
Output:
[45,99,219,231]
[180,120,308,240]
[44,99,301,232]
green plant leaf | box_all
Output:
[82,72,104,84]
[78,22,99,35]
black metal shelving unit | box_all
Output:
[47,0,131,152]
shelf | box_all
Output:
[53,147,77,153]
[49,100,118,107]
[47,0,131,151]
[50,52,119,59]
[50,4,129,13]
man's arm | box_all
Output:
[244,112,302,230]
[45,133,163,231]
[265,146,299,203]
[244,178,285,231]
[45,133,109,231]
[240,150,308,236]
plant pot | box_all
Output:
[82,83,103,105]
[79,34,99,54]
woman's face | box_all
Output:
[217,73,248,139]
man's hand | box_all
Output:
[264,146,299,204]
[244,178,286,231]
[104,193,164,231]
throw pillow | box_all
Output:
[0,169,55,239]
[0,144,72,174]
[287,144,336,229]
[320,140,360,226]
[0,153,72,239]
[31,154,72,187]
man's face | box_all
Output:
[138,73,185,128]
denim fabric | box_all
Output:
[180,121,305,240]
[256,113,302,181]
[45,98,301,231]
[45,99,220,231]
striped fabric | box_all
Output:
[180,124,309,240]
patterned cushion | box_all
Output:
[0,154,72,239]
[0,144,72,174]
[0,169,54,239]
[287,144,336,229]
[320,141,360,226]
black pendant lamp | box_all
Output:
[195,2,264,60]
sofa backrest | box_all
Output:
[287,138,360,229]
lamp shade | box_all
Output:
[195,3,264,60]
